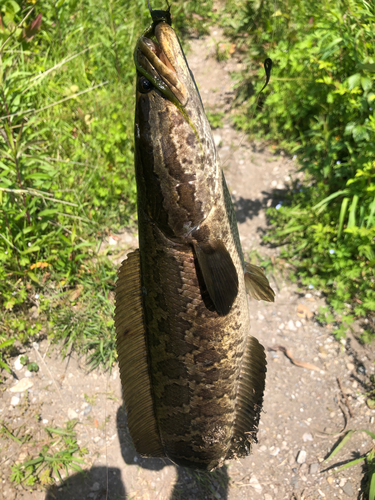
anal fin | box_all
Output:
[227,335,267,458]
[244,261,275,302]
[194,240,238,316]
[115,250,164,457]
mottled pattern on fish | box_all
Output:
[115,9,273,472]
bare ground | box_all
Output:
[1,28,374,500]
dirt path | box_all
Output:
[1,29,374,500]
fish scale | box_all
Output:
[115,5,274,472]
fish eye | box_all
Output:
[138,76,153,93]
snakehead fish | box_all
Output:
[115,5,275,472]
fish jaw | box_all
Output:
[134,22,220,241]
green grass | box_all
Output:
[0,0,215,372]
[220,0,375,341]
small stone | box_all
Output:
[346,362,355,371]
[10,396,20,406]
[249,475,262,493]
[213,134,222,147]
[264,495,273,500]
[342,481,354,496]
[83,404,92,416]
[309,463,319,474]
[68,408,78,419]
[32,342,39,350]
[290,476,299,489]
[24,370,33,378]
[279,323,285,330]
[90,482,100,492]
[339,478,347,487]
[287,320,297,331]
[94,436,101,443]
[302,433,313,442]
[270,447,280,456]
[134,456,138,462]
[326,476,334,485]
[9,378,33,393]
[296,450,307,464]
[258,312,265,321]
[42,419,48,424]
[295,320,302,328]
[352,381,358,389]
[259,445,267,452]
[14,356,24,371]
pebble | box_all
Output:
[14,356,24,371]
[290,476,299,489]
[213,134,222,147]
[264,495,273,500]
[327,476,334,485]
[249,476,262,493]
[94,436,101,443]
[295,320,302,328]
[296,450,307,464]
[309,463,319,474]
[260,445,267,452]
[342,481,354,497]
[83,404,92,416]
[346,362,355,371]
[9,378,33,393]
[68,408,78,419]
[287,320,297,331]
[270,447,280,456]
[10,396,20,406]
[90,482,100,491]
[24,370,33,378]
[302,432,313,442]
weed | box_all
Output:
[325,429,375,500]
[206,110,225,129]
[7,419,87,487]
[220,0,375,340]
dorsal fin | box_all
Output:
[115,250,164,457]
[227,335,266,459]
[244,261,275,302]
[193,240,239,316]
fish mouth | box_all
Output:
[135,22,188,106]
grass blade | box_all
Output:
[335,456,366,471]
[369,470,375,500]
[347,194,359,229]
[314,189,349,213]
[338,197,349,238]
[325,430,356,461]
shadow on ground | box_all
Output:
[45,405,229,500]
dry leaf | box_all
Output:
[297,303,313,320]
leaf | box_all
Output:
[369,470,375,500]
[338,197,349,238]
[335,456,366,471]
[361,76,373,92]
[325,430,356,462]
[347,195,359,229]
[357,63,375,72]
[347,73,361,90]
[313,190,349,213]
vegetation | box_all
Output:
[1,419,87,487]
[0,0,214,370]
[221,0,375,340]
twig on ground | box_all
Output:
[337,376,354,418]
[268,345,321,371]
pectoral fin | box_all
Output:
[115,250,164,457]
[244,261,275,302]
[194,240,238,316]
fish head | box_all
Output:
[134,18,220,240]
